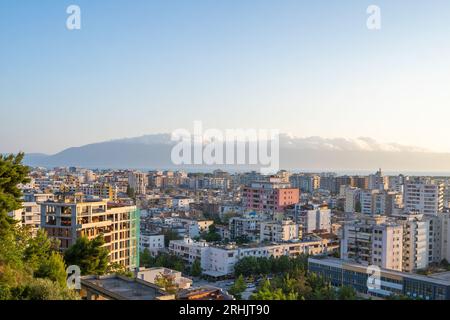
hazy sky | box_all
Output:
[1,0,450,154]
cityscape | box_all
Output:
[3,163,450,301]
[2,0,450,312]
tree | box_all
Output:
[163,229,182,247]
[126,185,135,199]
[64,236,109,275]
[0,153,78,300]
[191,258,202,277]
[23,229,59,271]
[140,248,154,267]
[201,225,221,242]
[107,262,133,278]
[154,273,179,294]
[0,153,30,238]
[338,286,357,300]
[229,275,247,299]
[12,278,80,300]
[34,252,67,287]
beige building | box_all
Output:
[41,196,139,270]
[260,219,301,243]
[341,215,403,271]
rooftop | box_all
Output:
[81,275,172,300]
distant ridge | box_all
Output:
[18,134,450,173]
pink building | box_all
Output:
[243,179,300,212]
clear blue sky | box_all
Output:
[1,0,450,154]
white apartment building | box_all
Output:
[259,219,301,243]
[340,215,403,271]
[360,190,403,216]
[140,232,165,256]
[295,204,331,234]
[8,202,41,235]
[344,187,360,213]
[404,180,444,215]
[394,214,429,272]
[439,213,450,262]
[368,169,388,190]
[169,236,338,277]
[172,197,194,209]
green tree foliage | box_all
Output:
[0,153,78,300]
[11,278,79,300]
[140,248,153,267]
[337,286,357,300]
[201,225,221,242]
[64,236,109,276]
[190,258,202,277]
[139,252,186,272]
[106,262,133,278]
[234,255,308,277]
[154,273,179,294]
[229,274,247,299]
[163,229,182,247]
[34,252,67,287]
[126,185,135,199]
[0,153,30,237]
[243,254,358,301]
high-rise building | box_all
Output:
[41,196,140,270]
[404,180,444,215]
[368,169,388,190]
[128,171,147,195]
[294,203,331,234]
[340,215,403,271]
[344,187,360,213]
[242,178,299,212]
[394,213,429,272]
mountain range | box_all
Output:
[20,134,450,173]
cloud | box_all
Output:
[279,135,430,153]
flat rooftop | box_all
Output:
[429,272,450,282]
[81,275,168,300]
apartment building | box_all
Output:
[8,202,41,235]
[294,203,331,234]
[368,169,388,190]
[259,219,301,243]
[128,171,147,195]
[242,178,299,212]
[172,196,194,209]
[41,195,140,270]
[140,232,165,256]
[404,180,444,215]
[169,236,338,277]
[340,215,403,271]
[344,187,360,213]
[289,174,320,193]
[79,183,118,202]
[229,214,263,242]
[360,190,403,216]
[394,213,429,272]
